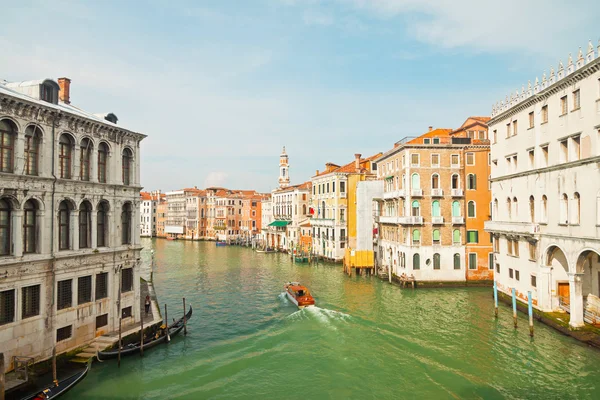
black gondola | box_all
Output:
[97,305,192,360]
[20,362,90,400]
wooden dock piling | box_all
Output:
[512,288,518,329]
[140,318,144,357]
[1,352,5,400]
[183,297,187,335]
[165,304,170,342]
[52,347,57,383]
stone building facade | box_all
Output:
[485,42,600,328]
[0,77,145,372]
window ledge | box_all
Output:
[558,223,569,226]
[559,113,567,117]
[571,107,581,113]
[541,121,548,125]
[527,126,534,130]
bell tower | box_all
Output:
[278,146,290,188]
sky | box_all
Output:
[1,0,598,192]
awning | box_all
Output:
[268,220,291,227]
[385,175,394,180]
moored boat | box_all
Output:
[21,362,90,400]
[216,241,227,246]
[284,282,315,308]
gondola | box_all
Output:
[97,305,192,360]
[21,362,90,400]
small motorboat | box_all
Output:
[284,282,315,308]
[21,362,90,400]
[216,241,227,247]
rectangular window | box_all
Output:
[496,263,500,273]
[529,112,534,128]
[560,140,568,162]
[57,279,72,310]
[529,242,537,261]
[466,152,475,166]
[572,135,580,161]
[411,154,419,166]
[528,149,535,168]
[433,138,440,144]
[515,270,520,281]
[512,120,518,136]
[340,182,346,193]
[560,95,567,115]
[467,230,479,243]
[509,268,514,279]
[513,240,520,257]
[56,325,72,342]
[468,253,477,270]
[78,276,92,305]
[451,154,459,167]
[454,255,461,270]
[507,239,513,255]
[541,145,549,167]
[423,138,430,144]
[573,89,580,110]
[506,123,511,138]
[531,275,537,288]
[96,313,108,329]
[121,268,133,293]
[493,130,497,144]
[431,154,439,166]
[488,253,494,270]
[542,105,548,123]
[0,289,15,325]
[22,285,40,319]
[122,306,132,319]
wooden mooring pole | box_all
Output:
[1,352,5,400]
[183,297,187,335]
[528,291,534,337]
[165,304,170,342]
[52,347,57,383]
[118,313,122,367]
[512,288,518,329]
[493,280,499,318]
[140,318,144,357]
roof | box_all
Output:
[313,153,381,178]
[140,192,152,201]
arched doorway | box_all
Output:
[576,249,600,325]
[545,245,570,311]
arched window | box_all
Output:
[97,201,108,247]
[507,198,512,219]
[432,229,440,244]
[452,201,460,217]
[79,201,92,248]
[560,194,568,224]
[24,125,42,176]
[58,134,73,179]
[432,200,440,217]
[431,174,439,189]
[573,192,580,225]
[453,253,461,269]
[0,198,11,255]
[23,199,38,254]
[0,119,16,173]
[529,196,535,222]
[452,229,460,244]
[413,253,420,270]
[411,201,420,216]
[412,229,420,244]
[467,174,477,190]
[80,138,92,181]
[451,174,459,189]
[411,173,420,189]
[512,197,518,219]
[542,195,548,223]
[433,253,440,269]
[121,203,132,245]
[98,142,108,183]
[302,204,307,215]
[58,200,71,250]
[122,148,133,185]
[467,201,476,218]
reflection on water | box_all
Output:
[65,239,600,399]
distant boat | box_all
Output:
[216,242,227,247]
[256,249,275,253]
[21,362,90,400]
[284,282,315,308]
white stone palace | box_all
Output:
[0,77,145,371]
[485,41,600,328]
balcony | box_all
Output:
[484,220,542,236]
[400,216,424,225]
[431,189,444,197]
[452,216,465,224]
[451,189,464,197]
[311,218,335,227]
[383,189,406,199]
[340,192,347,199]
[379,215,401,224]
[431,216,444,224]
[411,189,423,197]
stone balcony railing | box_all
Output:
[431,216,444,224]
[431,189,444,197]
[378,215,401,224]
[311,218,335,227]
[452,216,465,224]
[411,189,423,197]
[383,189,406,199]
[451,189,464,197]
[484,220,542,235]
[400,216,424,225]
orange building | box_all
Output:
[156,196,168,238]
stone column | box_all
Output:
[537,266,552,311]
[133,202,140,245]
[14,132,25,175]
[568,272,585,328]
[72,143,80,180]
[13,210,23,257]
[107,211,115,248]
[90,145,98,183]
[90,211,97,249]
[71,210,79,251]
[37,211,46,255]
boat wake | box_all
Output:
[285,305,351,330]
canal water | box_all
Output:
[65,239,600,399]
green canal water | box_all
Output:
[64,239,600,399]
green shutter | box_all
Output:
[433,229,440,241]
[454,254,461,269]
[467,230,479,243]
[469,253,477,270]
[413,254,420,270]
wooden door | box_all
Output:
[558,282,570,304]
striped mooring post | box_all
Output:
[493,280,498,318]
[528,291,534,337]
[512,288,517,329]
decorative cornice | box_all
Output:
[490,155,600,183]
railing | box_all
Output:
[452,216,465,224]
[431,216,444,224]
[484,221,541,235]
[451,189,464,197]
[383,190,405,199]
[431,189,444,197]
[379,215,400,224]
[400,216,423,225]
[411,189,423,197]
[311,218,335,227]
[340,192,347,198]
[559,296,600,325]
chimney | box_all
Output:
[316,169,319,176]
[58,77,71,104]
[428,126,433,132]
[354,153,361,172]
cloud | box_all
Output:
[302,10,334,26]
[204,172,229,188]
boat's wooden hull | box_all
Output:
[285,289,315,308]
[21,363,90,400]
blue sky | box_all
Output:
[1,0,598,192]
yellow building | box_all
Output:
[310,153,380,261]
